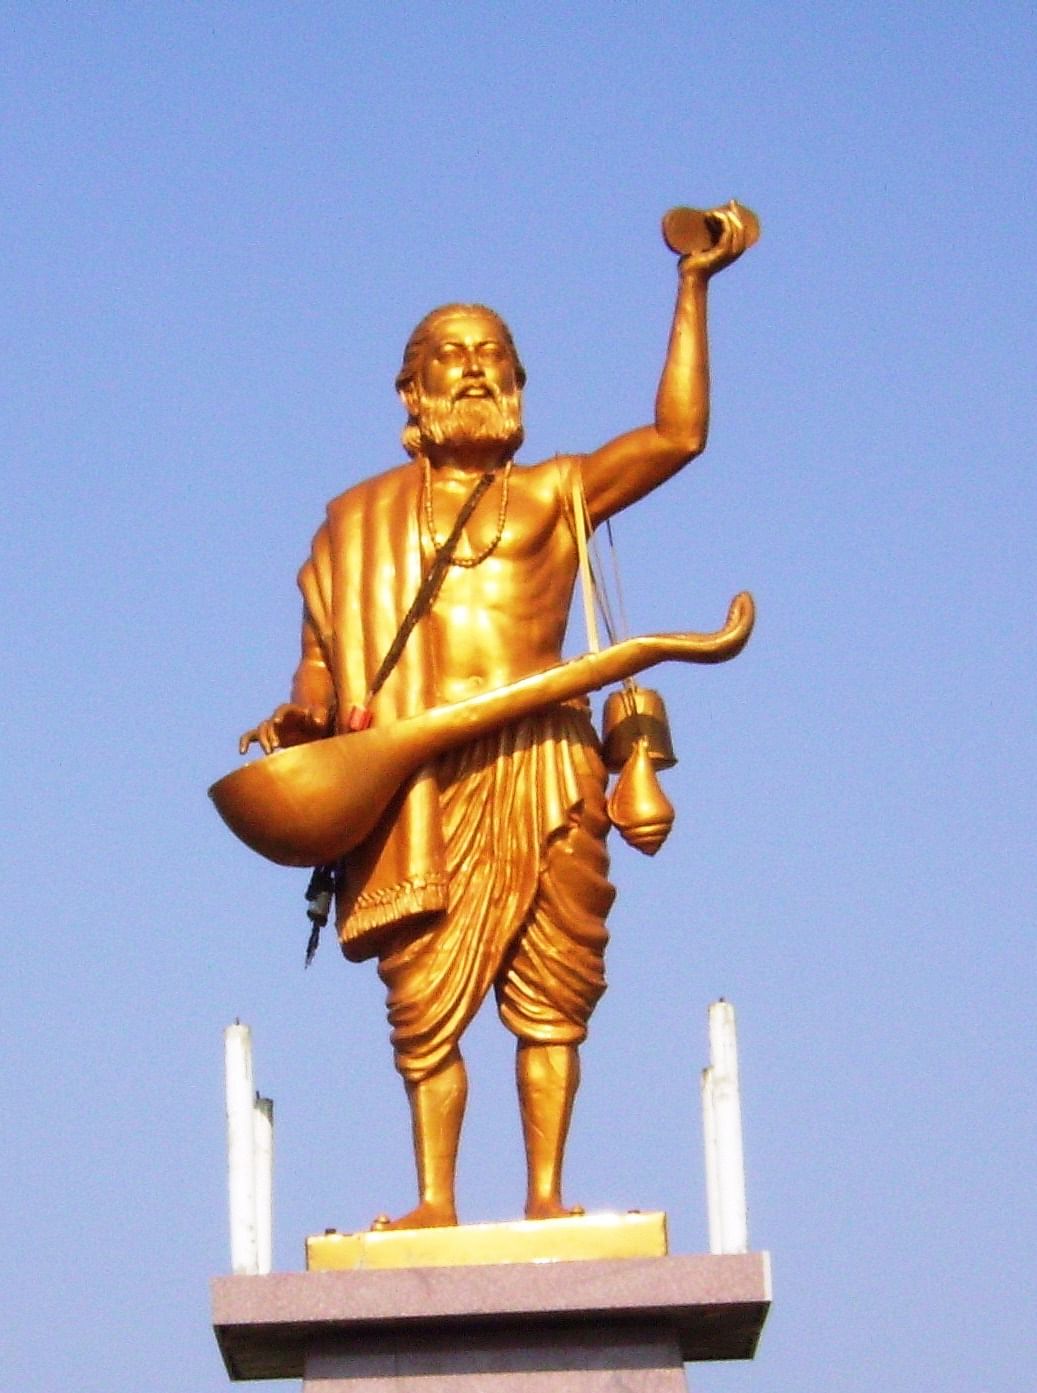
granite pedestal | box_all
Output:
[212,1252,770,1391]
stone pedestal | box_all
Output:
[212,1252,770,1390]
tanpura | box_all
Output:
[210,592,754,868]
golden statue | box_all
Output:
[214,203,758,1232]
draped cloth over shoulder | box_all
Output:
[298,459,599,964]
[299,462,448,959]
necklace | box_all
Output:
[422,456,513,567]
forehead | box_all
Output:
[426,312,506,348]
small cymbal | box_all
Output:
[661,203,760,256]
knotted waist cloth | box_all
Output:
[377,705,614,1082]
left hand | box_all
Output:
[679,200,752,280]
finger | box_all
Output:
[718,205,745,255]
[711,213,744,264]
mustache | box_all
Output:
[450,379,503,404]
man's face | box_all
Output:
[410,312,523,454]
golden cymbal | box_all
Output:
[661,203,760,256]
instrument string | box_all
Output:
[602,520,640,715]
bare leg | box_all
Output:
[372,1052,467,1230]
[517,1041,585,1221]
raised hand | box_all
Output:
[676,200,756,280]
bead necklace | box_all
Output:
[422,455,513,567]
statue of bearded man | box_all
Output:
[241,206,752,1230]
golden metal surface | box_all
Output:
[662,201,760,257]
[306,1211,668,1271]
[607,739,676,856]
[211,606,752,868]
[218,204,758,1230]
[601,685,677,772]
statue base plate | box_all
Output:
[212,1250,771,1387]
[306,1211,668,1271]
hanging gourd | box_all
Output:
[606,735,676,856]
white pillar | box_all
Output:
[700,1065,722,1249]
[225,1023,258,1275]
[701,1000,748,1254]
[253,1096,274,1276]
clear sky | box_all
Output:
[3,4,1034,1391]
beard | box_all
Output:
[415,385,524,456]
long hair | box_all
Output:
[396,304,526,458]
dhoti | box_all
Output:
[377,705,615,1083]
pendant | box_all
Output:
[606,738,675,857]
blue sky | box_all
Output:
[3,4,1034,1390]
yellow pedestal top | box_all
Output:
[306,1210,668,1271]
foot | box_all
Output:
[370,1199,458,1231]
[524,1197,586,1221]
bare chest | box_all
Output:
[420,468,579,691]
